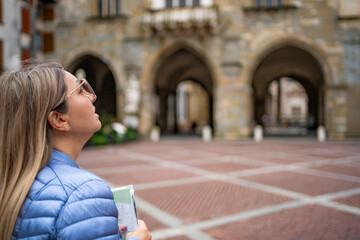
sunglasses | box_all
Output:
[65,78,96,102]
[54,78,96,110]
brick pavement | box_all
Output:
[77,138,360,240]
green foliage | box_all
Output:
[124,127,138,141]
[89,114,138,146]
[90,129,108,146]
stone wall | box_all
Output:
[51,0,360,139]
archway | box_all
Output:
[67,55,117,118]
[154,48,213,135]
[252,46,325,136]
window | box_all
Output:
[95,0,124,18]
[166,0,172,8]
[179,0,186,7]
[255,0,282,8]
[160,0,209,9]
[243,0,294,11]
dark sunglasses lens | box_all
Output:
[83,81,94,95]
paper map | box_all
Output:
[111,185,138,232]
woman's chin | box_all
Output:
[95,122,102,132]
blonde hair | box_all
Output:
[0,61,67,239]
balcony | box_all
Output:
[142,6,218,36]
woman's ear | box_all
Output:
[48,111,70,132]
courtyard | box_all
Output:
[77,138,360,240]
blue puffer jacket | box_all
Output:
[12,150,131,240]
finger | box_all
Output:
[137,219,147,229]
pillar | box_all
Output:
[214,84,253,139]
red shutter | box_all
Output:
[43,32,54,52]
[22,49,31,66]
[22,7,31,33]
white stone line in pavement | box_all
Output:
[87,164,160,175]
[120,149,360,202]
[300,188,360,216]
[229,156,360,183]
[293,168,360,183]
[225,177,311,199]
[136,194,217,240]
[314,187,360,201]
[123,150,311,200]
[220,156,279,167]
[317,201,360,216]
[183,230,217,240]
[150,187,360,239]
[237,155,359,171]
[151,200,308,240]
[135,196,183,227]
[229,164,301,178]
[294,156,360,168]
[134,176,209,191]
[123,151,231,179]
[104,180,215,240]
[99,147,360,240]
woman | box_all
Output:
[0,61,151,240]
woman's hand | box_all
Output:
[126,220,152,240]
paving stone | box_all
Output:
[244,152,325,164]
[193,162,257,173]
[98,167,199,186]
[310,164,360,178]
[203,205,360,240]
[136,180,292,224]
[291,148,359,159]
[336,194,360,208]
[137,209,167,231]
[240,171,360,196]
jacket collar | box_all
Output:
[51,149,79,168]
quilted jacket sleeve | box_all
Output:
[56,179,121,240]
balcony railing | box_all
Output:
[142,6,218,36]
[241,0,297,11]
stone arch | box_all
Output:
[247,37,329,134]
[140,41,218,135]
[66,54,119,118]
[63,50,123,88]
[141,40,219,89]
[244,36,333,86]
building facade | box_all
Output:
[0,0,56,71]
[47,0,360,139]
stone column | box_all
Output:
[214,84,253,139]
[325,85,348,140]
[138,87,156,137]
[123,72,140,129]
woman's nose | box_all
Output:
[85,92,97,103]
